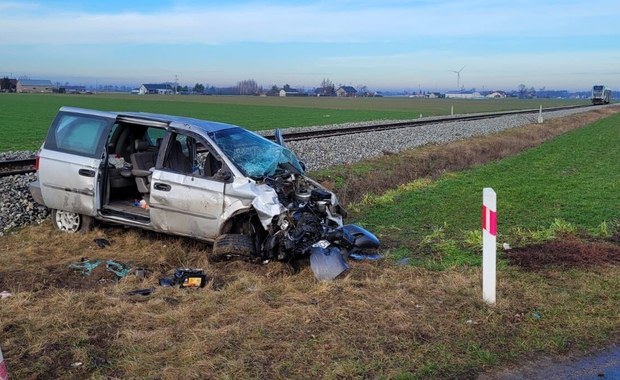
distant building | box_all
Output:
[279,88,303,97]
[280,88,299,96]
[0,78,17,92]
[336,86,357,97]
[486,91,507,99]
[445,90,483,99]
[16,79,53,93]
[59,85,87,94]
[426,92,442,99]
[139,83,174,95]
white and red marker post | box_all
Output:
[482,188,497,305]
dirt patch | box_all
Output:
[505,236,620,270]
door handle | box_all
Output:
[153,183,171,191]
[78,169,96,177]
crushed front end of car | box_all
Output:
[211,127,380,280]
[256,170,380,280]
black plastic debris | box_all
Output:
[159,268,207,288]
[126,288,154,296]
[94,238,111,249]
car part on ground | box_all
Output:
[159,268,207,288]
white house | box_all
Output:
[139,83,174,95]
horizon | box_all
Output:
[1,0,619,92]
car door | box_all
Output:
[148,131,227,240]
[38,108,115,216]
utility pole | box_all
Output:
[175,74,179,95]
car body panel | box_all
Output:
[149,169,226,239]
[37,149,102,216]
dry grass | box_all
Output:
[314,106,620,205]
[1,222,619,379]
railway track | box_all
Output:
[0,104,594,178]
[0,158,36,177]
[274,104,589,142]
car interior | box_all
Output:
[100,122,224,223]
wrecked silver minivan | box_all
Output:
[30,107,380,279]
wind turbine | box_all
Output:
[449,66,466,89]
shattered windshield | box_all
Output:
[209,127,304,178]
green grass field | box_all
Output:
[0,93,588,151]
[357,112,620,267]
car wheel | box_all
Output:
[211,234,256,261]
[51,209,93,233]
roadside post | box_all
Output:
[482,188,497,305]
[537,105,543,124]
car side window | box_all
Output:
[162,133,194,174]
[45,114,110,157]
[145,127,166,147]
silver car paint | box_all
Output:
[37,149,101,217]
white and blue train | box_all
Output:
[591,85,612,105]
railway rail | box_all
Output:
[0,158,36,177]
[0,104,594,178]
[275,104,589,142]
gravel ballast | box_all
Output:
[0,106,603,235]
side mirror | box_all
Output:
[215,169,232,181]
[274,129,287,148]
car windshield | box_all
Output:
[209,127,304,178]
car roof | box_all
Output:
[59,106,239,134]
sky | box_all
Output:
[1,0,619,91]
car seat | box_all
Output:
[130,140,158,193]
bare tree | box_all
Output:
[318,78,335,96]
[236,79,259,95]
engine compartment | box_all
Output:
[260,169,345,260]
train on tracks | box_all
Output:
[591,85,612,105]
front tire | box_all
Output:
[211,234,256,261]
[51,209,93,233]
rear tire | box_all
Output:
[211,234,255,261]
[51,209,93,233]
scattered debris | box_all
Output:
[159,268,207,288]
[69,259,102,276]
[0,291,12,299]
[396,257,410,266]
[106,260,131,278]
[69,258,131,278]
[70,362,83,368]
[349,252,383,261]
[131,199,149,209]
[134,268,146,279]
[126,288,154,296]
[502,242,512,250]
[94,238,111,249]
